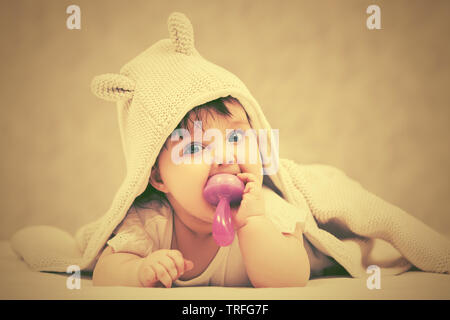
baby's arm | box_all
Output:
[235,173,310,288]
[238,216,310,288]
[93,246,144,287]
[93,246,194,287]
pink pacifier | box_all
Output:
[203,173,245,246]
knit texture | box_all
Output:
[10,12,450,278]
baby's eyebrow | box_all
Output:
[196,118,250,132]
[230,119,250,126]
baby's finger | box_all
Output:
[237,172,256,183]
[153,263,172,288]
[184,259,194,272]
[139,265,157,287]
[243,181,257,193]
[166,250,185,277]
[159,256,178,280]
[237,173,262,189]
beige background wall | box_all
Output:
[0,0,449,239]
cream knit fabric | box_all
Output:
[10,12,450,278]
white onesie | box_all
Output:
[107,185,337,286]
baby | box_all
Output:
[92,95,311,288]
[9,11,449,289]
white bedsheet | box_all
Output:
[0,241,448,300]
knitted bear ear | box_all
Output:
[168,12,195,55]
[91,73,135,102]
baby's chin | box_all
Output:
[206,199,241,218]
[185,200,215,223]
[191,195,242,224]
[182,200,242,236]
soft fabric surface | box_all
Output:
[11,160,450,280]
[1,241,448,300]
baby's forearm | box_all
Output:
[92,246,144,287]
[237,216,310,288]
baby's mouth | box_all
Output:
[207,170,241,179]
[230,201,241,208]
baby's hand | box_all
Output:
[138,249,194,288]
[233,172,266,230]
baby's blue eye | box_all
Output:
[228,130,244,143]
[183,142,204,155]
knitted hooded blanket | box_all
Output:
[10,12,450,278]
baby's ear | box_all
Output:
[91,73,135,102]
[149,166,169,193]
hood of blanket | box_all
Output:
[79,12,288,270]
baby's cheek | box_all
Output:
[235,134,260,164]
[241,137,263,174]
[169,163,210,203]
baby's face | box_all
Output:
[153,100,263,234]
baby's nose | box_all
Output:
[204,143,237,165]
[217,146,236,165]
